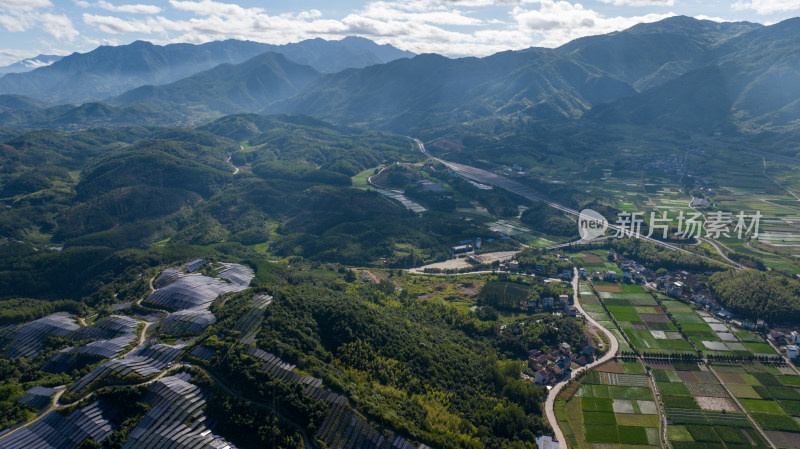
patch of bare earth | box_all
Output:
[695,396,738,412]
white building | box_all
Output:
[537,435,560,449]
[786,344,799,360]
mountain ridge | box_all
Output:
[0,37,414,105]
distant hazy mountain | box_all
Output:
[111,52,320,116]
[586,17,800,132]
[271,16,800,133]
[0,101,174,128]
[0,94,44,111]
[5,16,800,134]
[0,38,414,104]
[268,36,414,73]
[267,47,635,130]
[0,54,64,74]
[556,16,761,90]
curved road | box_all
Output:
[543,268,620,447]
[412,138,740,270]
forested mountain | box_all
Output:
[0,37,413,104]
[111,53,321,116]
[586,18,800,132]
[267,49,635,131]
[0,102,173,128]
[556,16,760,90]
[3,16,800,133]
[271,16,800,135]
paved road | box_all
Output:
[687,197,745,270]
[412,138,733,265]
[767,339,800,376]
[542,268,620,448]
[707,363,777,449]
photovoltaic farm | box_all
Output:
[0,313,80,359]
[144,266,253,311]
[0,400,120,449]
[42,315,141,373]
[70,343,182,392]
[17,386,58,410]
[120,372,238,449]
[158,309,216,336]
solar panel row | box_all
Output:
[0,400,118,449]
[122,373,238,449]
[71,344,181,392]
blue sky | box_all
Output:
[0,0,798,65]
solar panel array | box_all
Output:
[215,263,254,287]
[159,310,216,336]
[42,315,141,373]
[311,390,429,449]
[153,269,183,289]
[72,315,139,341]
[0,400,118,449]
[43,334,138,373]
[145,268,250,311]
[233,294,272,344]
[18,386,58,410]
[0,314,80,359]
[71,344,181,392]
[190,346,215,360]
[244,347,321,388]
[234,294,425,449]
[121,372,238,449]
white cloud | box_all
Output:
[82,13,179,34]
[96,1,161,14]
[0,0,51,11]
[76,0,684,57]
[599,0,674,6]
[0,10,79,40]
[40,13,80,39]
[512,0,674,47]
[732,0,800,14]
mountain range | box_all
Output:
[0,37,413,105]
[3,17,800,136]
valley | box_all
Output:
[1,11,800,449]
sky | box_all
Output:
[0,0,799,66]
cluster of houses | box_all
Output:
[629,257,800,359]
[520,294,578,317]
[589,255,652,285]
[527,341,595,385]
[657,271,762,326]
[768,330,800,360]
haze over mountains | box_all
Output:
[0,54,63,74]
[0,36,414,105]
[2,16,800,136]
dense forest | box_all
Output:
[192,271,587,449]
[708,270,800,324]
[0,114,482,267]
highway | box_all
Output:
[412,138,740,265]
